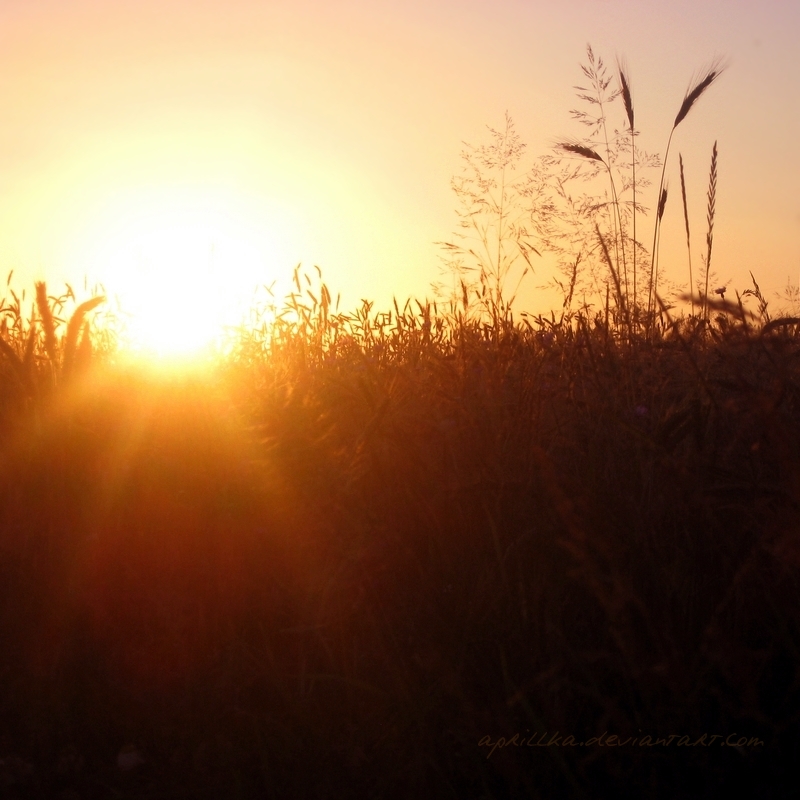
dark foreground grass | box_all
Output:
[0,293,799,799]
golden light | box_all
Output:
[77,185,296,359]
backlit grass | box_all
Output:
[0,46,796,799]
[0,269,797,799]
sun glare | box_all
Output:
[78,186,293,359]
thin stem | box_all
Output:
[648,127,675,322]
[679,154,694,316]
[630,133,637,330]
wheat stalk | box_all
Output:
[617,59,636,327]
[558,142,605,163]
[702,141,718,321]
[63,296,105,377]
[648,60,726,322]
[679,154,694,316]
[674,67,725,128]
[35,281,59,367]
[650,185,668,332]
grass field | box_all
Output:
[0,45,797,799]
[0,273,798,799]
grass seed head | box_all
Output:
[559,142,605,163]
[617,58,634,130]
[657,186,669,221]
[35,281,59,366]
[674,60,726,128]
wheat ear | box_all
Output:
[702,142,718,321]
[617,59,636,327]
[35,281,58,366]
[648,60,726,320]
[63,296,105,377]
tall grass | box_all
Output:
[679,153,694,316]
[648,61,726,318]
[435,112,542,325]
[533,47,726,337]
[0,278,110,430]
[0,49,794,799]
[702,141,719,321]
[618,57,636,317]
[1,264,797,797]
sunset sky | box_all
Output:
[0,0,797,349]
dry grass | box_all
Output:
[679,153,694,316]
[703,141,719,320]
[649,62,726,315]
[545,49,726,341]
[1,279,108,400]
[0,48,788,799]
[0,269,797,798]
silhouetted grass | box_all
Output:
[0,271,797,799]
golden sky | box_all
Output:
[0,0,797,350]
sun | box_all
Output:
[78,186,293,359]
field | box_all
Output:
[0,45,797,800]
[0,274,798,799]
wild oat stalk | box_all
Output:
[648,60,726,321]
[702,141,718,321]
